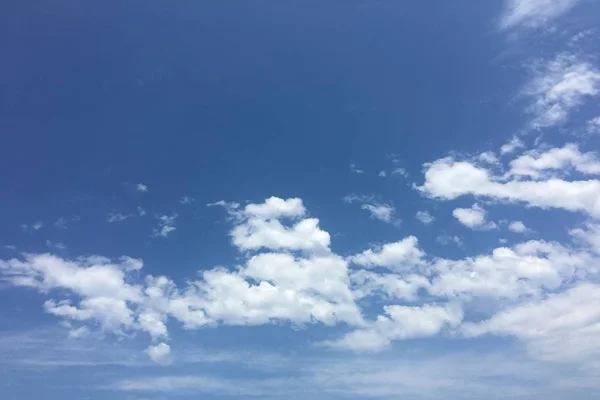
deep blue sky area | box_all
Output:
[1,1,600,400]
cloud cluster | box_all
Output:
[3,194,600,367]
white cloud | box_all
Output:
[330,303,463,351]
[344,195,397,224]
[463,283,600,363]
[524,54,600,129]
[500,0,580,30]
[429,240,593,301]
[378,170,386,177]
[391,167,408,177]
[107,213,133,223]
[500,136,524,155]
[453,204,497,230]
[153,214,177,238]
[350,237,425,272]
[436,234,463,246]
[146,342,171,364]
[53,216,78,229]
[350,164,364,174]
[416,211,435,225]
[136,183,149,192]
[361,204,395,223]
[418,156,600,218]
[508,143,600,178]
[137,207,146,216]
[569,223,600,254]
[508,220,530,233]
[67,325,90,339]
[45,240,66,250]
[180,196,195,204]
[587,116,600,134]
[478,151,498,164]
[21,221,43,233]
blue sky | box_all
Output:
[2,1,600,399]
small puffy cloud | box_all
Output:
[46,240,66,250]
[500,136,524,155]
[344,195,397,224]
[453,204,497,230]
[136,183,149,192]
[153,214,177,238]
[107,213,133,223]
[436,234,463,246]
[349,164,364,174]
[180,196,195,204]
[22,221,43,233]
[415,211,435,225]
[500,0,581,30]
[508,221,530,233]
[137,207,146,216]
[391,167,408,177]
[523,54,600,129]
[378,170,387,177]
[146,342,171,364]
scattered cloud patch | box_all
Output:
[436,234,463,246]
[180,196,195,204]
[136,183,149,193]
[587,116,600,134]
[500,0,581,30]
[378,170,386,177]
[349,164,364,174]
[415,211,435,225]
[53,216,79,230]
[107,213,133,223]
[391,168,408,177]
[21,221,43,233]
[344,195,398,224]
[46,240,66,250]
[500,136,524,155]
[153,214,177,238]
[524,54,600,129]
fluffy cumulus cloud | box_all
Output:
[500,0,581,30]
[508,220,529,233]
[146,342,171,364]
[452,204,497,230]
